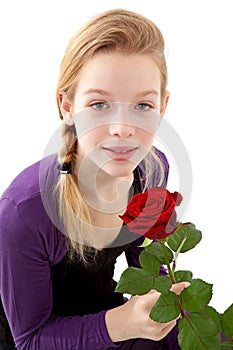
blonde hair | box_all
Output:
[55,9,168,262]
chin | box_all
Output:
[102,164,135,178]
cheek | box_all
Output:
[137,128,155,148]
[133,112,161,140]
[77,125,106,148]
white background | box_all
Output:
[0,0,232,313]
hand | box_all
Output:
[105,282,189,343]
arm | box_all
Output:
[0,198,116,350]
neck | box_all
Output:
[96,169,134,204]
[74,159,134,215]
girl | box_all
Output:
[0,9,187,350]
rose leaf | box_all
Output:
[139,250,161,275]
[154,276,172,293]
[145,242,173,264]
[221,303,233,339]
[178,311,221,350]
[149,291,180,322]
[180,278,213,312]
[174,270,193,283]
[202,306,222,333]
[220,342,233,349]
[115,267,154,295]
[167,223,202,253]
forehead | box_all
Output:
[76,52,161,98]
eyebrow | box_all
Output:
[83,88,159,98]
[135,89,159,98]
[83,88,113,96]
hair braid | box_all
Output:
[55,124,100,263]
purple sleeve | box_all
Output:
[0,198,117,350]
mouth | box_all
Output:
[102,146,138,160]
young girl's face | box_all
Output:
[63,52,168,178]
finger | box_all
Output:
[170,281,190,295]
[147,289,159,295]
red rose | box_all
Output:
[119,187,182,240]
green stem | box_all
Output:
[178,295,186,318]
[172,260,176,275]
[160,242,176,284]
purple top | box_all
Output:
[0,149,176,350]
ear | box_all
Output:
[160,91,170,118]
[59,94,74,126]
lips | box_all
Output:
[102,146,138,160]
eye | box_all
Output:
[90,102,110,111]
[134,103,152,111]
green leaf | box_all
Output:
[180,278,213,312]
[178,312,221,350]
[138,237,153,247]
[115,267,154,295]
[220,342,233,349]
[168,223,202,253]
[149,291,180,322]
[221,303,233,339]
[139,250,161,274]
[154,276,172,293]
[203,306,222,334]
[174,270,193,283]
[145,242,173,264]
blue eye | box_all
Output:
[134,103,152,111]
[91,102,109,111]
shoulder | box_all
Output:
[0,154,66,263]
[0,154,59,206]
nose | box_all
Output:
[108,105,136,138]
[108,121,136,138]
